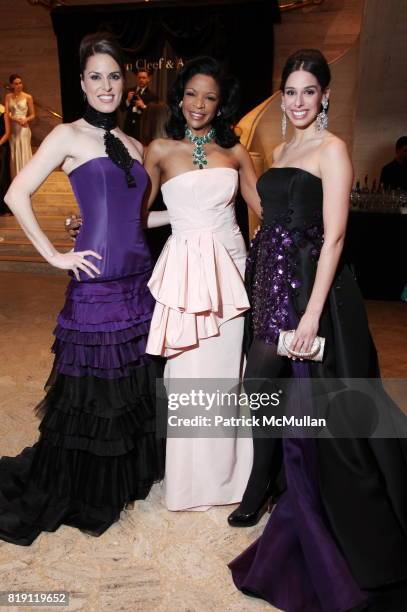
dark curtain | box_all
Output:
[51,0,280,122]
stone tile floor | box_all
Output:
[0,271,405,612]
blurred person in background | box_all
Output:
[5,74,35,178]
[123,68,158,140]
[380,136,407,191]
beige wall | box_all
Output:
[273,0,364,91]
[0,0,61,146]
[352,0,407,183]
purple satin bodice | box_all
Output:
[68,157,153,282]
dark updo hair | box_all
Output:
[79,32,125,76]
[9,74,22,84]
[280,49,331,92]
[166,56,240,149]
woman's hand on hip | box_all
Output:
[50,250,102,281]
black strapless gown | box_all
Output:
[229,168,407,611]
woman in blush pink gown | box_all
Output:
[144,57,262,511]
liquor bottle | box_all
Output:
[351,180,361,210]
[362,175,369,193]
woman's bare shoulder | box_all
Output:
[319,132,352,180]
[52,122,77,139]
[39,123,79,154]
[151,137,175,150]
[147,137,178,158]
[229,141,249,157]
[320,132,348,155]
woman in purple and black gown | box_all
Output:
[0,34,165,546]
[229,49,407,611]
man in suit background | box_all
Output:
[380,136,407,191]
[123,68,159,141]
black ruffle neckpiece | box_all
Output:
[83,105,136,188]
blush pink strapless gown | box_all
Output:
[146,167,253,510]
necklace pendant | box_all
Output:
[185,127,216,170]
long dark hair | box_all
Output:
[79,33,125,76]
[166,56,240,149]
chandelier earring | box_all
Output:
[281,100,287,138]
[316,97,329,131]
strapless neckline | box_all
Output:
[67,156,143,178]
[162,167,238,189]
[268,166,322,182]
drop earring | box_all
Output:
[281,101,287,138]
[83,92,87,102]
[316,97,329,131]
[179,100,183,108]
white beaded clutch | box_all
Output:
[277,330,325,362]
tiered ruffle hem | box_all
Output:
[0,273,165,546]
[146,231,250,357]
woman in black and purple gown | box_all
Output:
[229,49,407,612]
[0,34,165,546]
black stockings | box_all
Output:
[238,339,291,514]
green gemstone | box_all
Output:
[185,127,216,170]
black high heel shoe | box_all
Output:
[227,483,274,528]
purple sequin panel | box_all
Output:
[247,217,323,345]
